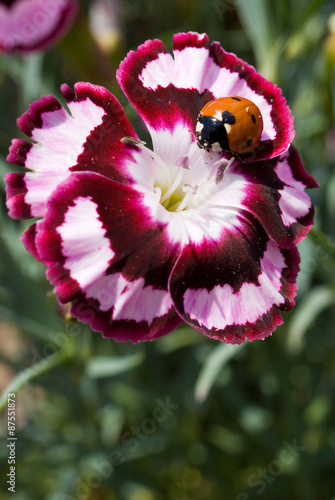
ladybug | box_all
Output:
[195,96,263,155]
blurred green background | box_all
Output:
[0,0,335,499]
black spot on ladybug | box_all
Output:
[247,139,253,146]
[251,114,256,124]
[232,97,241,101]
[196,115,229,152]
[221,111,236,125]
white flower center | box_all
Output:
[122,137,233,213]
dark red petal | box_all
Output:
[239,146,316,248]
[117,32,294,159]
[7,139,33,166]
[36,172,182,342]
[17,95,62,137]
[20,223,42,261]
[65,82,139,184]
[5,172,31,219]
[169,212,300,344]
[5,82,139,223]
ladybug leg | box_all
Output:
[188,128,198,141]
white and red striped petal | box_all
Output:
[0,0,78,54]
[169,217,300,344]
[117,32,294,160]
[35,172,182,342]
[211,146,317,249]
[6,82,137,221]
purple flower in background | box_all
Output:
[0,0,78,54]
[5,32,317,344]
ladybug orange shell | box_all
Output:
[195,96,263,155]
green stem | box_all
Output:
[21,53,44,107]
[0,344,74,412]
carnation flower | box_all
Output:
[0,0,78,54]
[5,32,317,344]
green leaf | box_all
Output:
[235,0,280,80]
[286,285,335,353]
[236,0,271,50]
[156,325,201,353]
[85,351,145,379]
[194,343,245,403]
[0,345,74,411]
[308,228,335,274]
